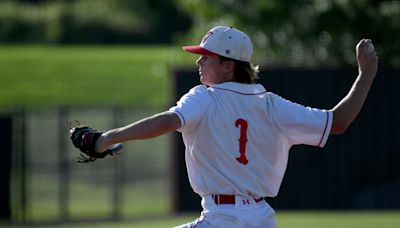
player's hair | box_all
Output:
[219,56,260,84]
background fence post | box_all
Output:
[12,110,28,223]
[111,106,122,220]
[58,107,70,221]
[0,116,13,222]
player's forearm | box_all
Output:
[95,112,181,152]
[331,72,374,134]
[330,39,378,134]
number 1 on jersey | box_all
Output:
[235,118,249,165]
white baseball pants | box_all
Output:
[174,195,276,228]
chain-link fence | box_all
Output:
[10,106,174,224]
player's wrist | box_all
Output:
[358,70,377,82]
[94,134,108,153]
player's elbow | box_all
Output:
[331,112,352,134]
[330,121,349,134]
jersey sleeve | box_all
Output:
[169,85,210,132]
[268,93,333,147]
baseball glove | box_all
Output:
[69,121,123,163]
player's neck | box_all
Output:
[215,72,236,84]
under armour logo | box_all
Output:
[242,199,250,205]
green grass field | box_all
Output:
[0,45,195,109]
[7,211,400,227]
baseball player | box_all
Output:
[72,26,378,227]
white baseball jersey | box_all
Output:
[169,82,332,198]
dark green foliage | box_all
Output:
[177,0,400,66]
[0,0,192,44]
[0,0,398,66]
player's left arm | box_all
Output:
[330,39,378,134]
[94,111,181,153]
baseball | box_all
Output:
[367,42,375,54]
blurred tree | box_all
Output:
[176,0,400,67]
[113,0,193,43]
[0,0,192,44]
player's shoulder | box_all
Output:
[265,92,286,104]
[265,92,301,112]
[188,84,208,94]
[181,84,210,105]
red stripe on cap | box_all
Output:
[182,45,217,56]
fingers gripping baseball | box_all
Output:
[69,121,123,163]
[356,39,378,77]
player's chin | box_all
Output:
[199,76,205,84]
[200,77,212,86]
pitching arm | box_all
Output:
[95,111,181,153]
[330,39,378,134]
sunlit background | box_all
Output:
[0,0,399,227]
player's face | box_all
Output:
[196,55,234,86]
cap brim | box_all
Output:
[182,45,216,56]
